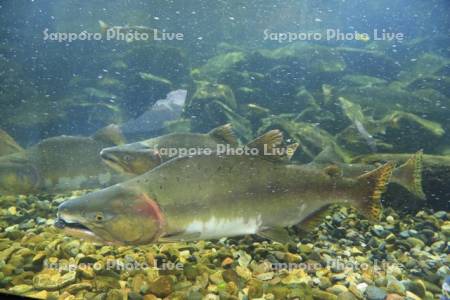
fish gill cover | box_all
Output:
[0,0,449,299]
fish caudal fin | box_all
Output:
[208,123,239,146]
[392,150,426,200]
[355,161,395,221]
[297,204,334,233]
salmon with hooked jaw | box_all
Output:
[56,130,395,245]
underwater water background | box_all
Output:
[0,0,449,299]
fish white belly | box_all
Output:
[45,173,114,191]
[45,175,87,190]
[185,216,263,240]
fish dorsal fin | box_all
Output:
[3,155,29,165]
[208,123,238,146]
[393,150,425,200]
[285,143,299,161]
[0,129,23,155]
[99,20,109,34]
[297,204,334,234]
[355,161,395,222]
[246,130,284,160]
[257,226,294,244]
[313,143,348,164]
[92,124,126,146]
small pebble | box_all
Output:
[365,286,387,300]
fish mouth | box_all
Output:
[55,216,111,244]
[55,216,92,233]
[100,150,120,164]
[100,151,129,173]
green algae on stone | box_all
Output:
[195,51,249,80]
[149,276,174,298]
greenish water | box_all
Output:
[0,1,449,299]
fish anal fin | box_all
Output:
[159,231,202,243]
[298,205,334,233]
[355,161,395,222]
[392,150,425,200]
[257,227,294,244]
[208,123,238,146]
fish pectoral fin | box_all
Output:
[257,227,294,244]
[296,205,334,234]
[159,231,201,242]
[208,123,239,146]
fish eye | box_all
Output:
[95,212,104,222]
[123,155,132,162]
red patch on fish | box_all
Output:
[134,193,165,233]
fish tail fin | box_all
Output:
[354,161,395,222]
[99,20,109,34]
[392,150,426,200]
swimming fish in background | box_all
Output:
[119,89,187,141]
[100,123,239,175]
[98,20,155,37]
[339,97,377,152]
[311,146,425,200]
[0,125,131,195]
[56,130,395,245]
[354,32,370,42]
[0,129,23,156]
[354,120,377,152]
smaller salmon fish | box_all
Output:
[0,125,130,195]
[99,20,155,41]
[100,124,238,175]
